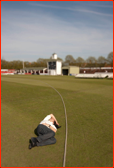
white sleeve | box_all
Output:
[43,115,51,121]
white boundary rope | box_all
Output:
[42,82,68,167]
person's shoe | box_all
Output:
[29,143,32,149]
[30,137,38,148]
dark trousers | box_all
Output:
[36,124,56,146]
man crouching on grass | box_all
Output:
[29,114,61,149]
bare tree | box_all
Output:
[86,56,97,67]
[107,52,113,65]
[97,56,107,64]
[76,57,85,63]
[37,58,45,63]
[65,55,75,63]
[50,56,63,61]
[86,56,97,63]
[1,59,7,69]
[57,57,63,61]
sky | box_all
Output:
[1,1,113,62]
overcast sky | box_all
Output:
[1,1,113,62]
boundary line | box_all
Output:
[42,82,67,167]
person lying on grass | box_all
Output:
[29,114,61,149]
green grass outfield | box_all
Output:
[1,75,113,167]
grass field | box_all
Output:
[1,75,113,167]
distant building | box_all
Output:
[47,53,62,75]
[48,53,79,76]
[19,67,47,75]
[1,69,15,75]
[51,53,57,59]
[76,67,113,78]
[80,67,113,74]
[1,53,80,76]
[62,66,79,76]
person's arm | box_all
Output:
[50,114,59,125]
[42,123,57,132]
[49,125,57,132]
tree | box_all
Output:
[65,55,75,63]
[86,56,97,67]
[57,57,63,61]
[1,59,7,69]
[49,56,63,61]
[30,61,37,67]
[37,58,45,63]
[107,52,113,66]
[76,57,85,63]
[37,58,47,67]
[97,56,107,64]
[86,56,97,63]
[75,57,85,67]
[24,61,31,68]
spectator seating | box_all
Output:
[75,72,113,78]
